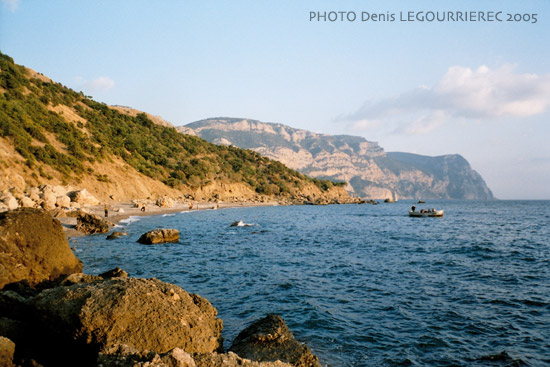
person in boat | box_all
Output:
[420,209,426,213]
[411,205,416,212]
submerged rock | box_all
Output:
[30,277,223,365]
[76,212,110,234]
[229,314,320,367]
[137,229,180,244]
[106,231,128,240]
[230,221,253,227]
[0,208,83,289]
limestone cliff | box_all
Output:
[180,118,494,200]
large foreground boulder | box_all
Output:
[229,315,320,367]
[76,212,110,234]
[0,208,83,289]
[138,229,180,244]
[31,277,223,364]
[0,336,15,367]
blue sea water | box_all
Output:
[71,201,550,367]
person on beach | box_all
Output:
[141,204,145,212]
[189,202,193,210]
[104,204,109,217]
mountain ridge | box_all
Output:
[180,118,494,200]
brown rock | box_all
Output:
[98,347,293,367]
[76,212,110,234]
[194,352,292,367]
[0,208,83,289]
[98,345,196,367]
[137,229,179,244]
[99,267,129,278]
[106,231,128,240]
[31,277,223,364]
[229,315,321,367]
[0,336,15,367]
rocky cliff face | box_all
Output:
[180,118,494,200]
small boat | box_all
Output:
[409,209,444,217]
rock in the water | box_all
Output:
[106,231,128,240]
[31,277,223,364]
[76,212,110,234]
[0,208,83,289]
[67,189,100,206]
[229,314,321,367]
[0,336,15,367]
[99,267,129,278]
[137,229,179,244]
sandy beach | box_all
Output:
[58,200,280,238]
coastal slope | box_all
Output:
[181,118,494,200]
[0,52,353,205]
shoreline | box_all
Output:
[59,200,281,238]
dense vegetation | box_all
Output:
[0,51,341,195]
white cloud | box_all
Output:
[344,65,550,135]
[75,76,115,92]
[397,111,448,136]
[87,76,115,91]
[1,0,19,12]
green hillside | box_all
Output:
[0,51,342,196]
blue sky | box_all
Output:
[1,0,549,199]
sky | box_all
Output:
[1,0,549,199]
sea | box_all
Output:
[70,200,550,367]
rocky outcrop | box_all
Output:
[229,315,320,367]
[0,336,15,367]
[98,347,292,367]
[76,212,111,234]
[29,277,223,365]
[183,118,494,200]
[0,208,83,289]
[138,229,180,244]
[99,267,129,278]
[194,352,292,367]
